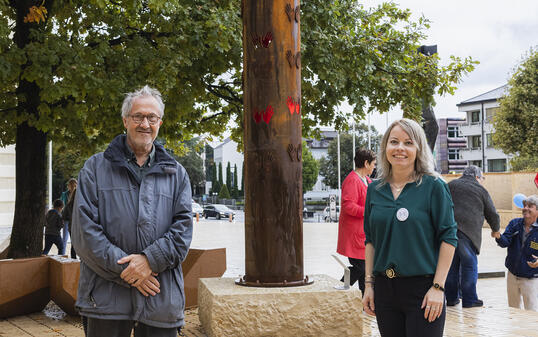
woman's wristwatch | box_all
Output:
[432,283,445,292]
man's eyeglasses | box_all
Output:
[129,114,161,125]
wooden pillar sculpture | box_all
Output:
[237,0,310,287]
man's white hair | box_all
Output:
[524,195,538,208]
[121,85,165,118]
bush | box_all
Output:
[218,184,231,199]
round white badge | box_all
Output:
[396,208,409,221]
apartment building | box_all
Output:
[457,85,512,172]
[435,118,467,174]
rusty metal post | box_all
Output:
[237,0,310,287]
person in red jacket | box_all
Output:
[337,148,376,294]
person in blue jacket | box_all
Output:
[494,194,538,312]
[71,85,193,337]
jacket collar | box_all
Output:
[104,134,177,174]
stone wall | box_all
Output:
[442,171,537,227]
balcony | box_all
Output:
[459,122,482,137]
[460,148,482,161]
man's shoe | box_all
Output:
[446,299,460,306]
[462,299,483,308]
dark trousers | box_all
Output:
[67,223,77,259]
[43,234,64,255]
[82,316,179,337]
[374,275,446,337]
[341,257,365,294]
[445,231,479,306]
[70,245,77,259]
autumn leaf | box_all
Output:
[24,3,48,24]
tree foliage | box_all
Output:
[0,0,476,149]
[232,163,239,198]
[319,124,380,189]
[493,49,538,158]
[0,0,476,257]
[218,183,231,199]
[302,141,319,193]
[225,162,232,190]
[171,139,205,195]
[509,155,538,172]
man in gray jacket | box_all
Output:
[445,165,500,308]
[71,85,193,337]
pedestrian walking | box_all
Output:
[60,178,77,255]
[61,178,78,259]
[43,199,65,255]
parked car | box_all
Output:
[203,204,236,220]
[323,206,340,222]
[192,202,203,216]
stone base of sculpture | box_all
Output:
[198,274,363,337]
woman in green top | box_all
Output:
[362,118,457,337]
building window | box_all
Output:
[469,135,481,149]
[448,149,460,160]
[447,126,459,138]
[470,160,482,168]
[485,107,498,123]
[486,133,494,148]
[471,111,480,124]
[488,159,506,172]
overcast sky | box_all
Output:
[365,0,538,134]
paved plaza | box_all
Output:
[1,218,537,336]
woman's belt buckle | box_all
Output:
[385,268,396,278]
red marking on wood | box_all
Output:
[263,105,274,124]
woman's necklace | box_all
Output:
[390,182,407,192]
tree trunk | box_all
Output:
[8,123,47,258]
[7,1,48,258]
[240,0,306,286]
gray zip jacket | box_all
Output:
[71,135,193,328]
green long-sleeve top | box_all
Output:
[364,175,458,277]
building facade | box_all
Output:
[212,137,244,196]
[435,118,467,174]
[457,85,512,172]
[0,145,15,228]
[304,127,337,195]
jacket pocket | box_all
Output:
[144,267,184,324]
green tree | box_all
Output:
[225,162,232,191]
[217,162,223,192]
[319,124,380,189]
[232,163,239,198]
[0,1,475,257]
[210,162,220,196]
[493,49,538,159]
[302,141,319,193]
[218,184,231,199]
[510,155,538,172]
[171,139,205,196]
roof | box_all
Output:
[213,137,233,149]
[457,84,508,106]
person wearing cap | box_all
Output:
[445,165,500,308]
[493,195,538,311]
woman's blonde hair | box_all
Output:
[376,118,439,185]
